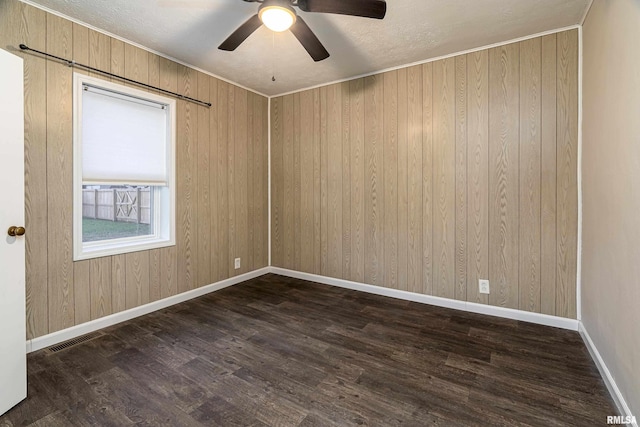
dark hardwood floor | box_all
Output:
[1,274,616,426]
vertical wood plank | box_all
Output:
[489,43,520,309]
[149,249,161,302]
[300,90,315,273]
[235,86,249,275]
[327,84,343,278]
[123,41,152,308]
[466,50,490,305]
[147,53,161,301]
[540,34,557,316]
[197,72,211,285]
[364,75,384,287]
[124,44,148,86]
[210,77,220,279]
[293,92,302,271]
[260,96,269,267]
[160,247,177,299]
[350,78,365,283]
[320,87,329,275]
[397,68,409,291]
[247,92,255,271]
[125,252,150,309]
[282,95,295,270]
[111,254,126,312]
[519,37,542,313]
[407,65,423,294]
[312,89,322,275]
[72,22,90,326]
[177,65,197,292]
[217,82,230,278]
[433,58,456,299]
[455,55,468,301]
[341,81,351,280]
[422,62,434,295]
[46,14,74,332]
[158,57,178,297]
[383,71,398,289]
[227,83,236,276]
[90,258,112,319]
[556,30,578,319]
[270,96,283,267]
[22,3,49,338]
[110,39,125,80]
[73,261,91,324]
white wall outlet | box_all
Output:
[234,258,241,270]
[479,279,490,294]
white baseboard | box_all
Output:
[579,323,638,426]
[269,267,580,331]
[27,267,270,353]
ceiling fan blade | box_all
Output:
[218,14,262,51]
[297,0,386,19]
[290,16,330,62]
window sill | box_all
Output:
[73,237,175,261]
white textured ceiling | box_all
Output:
[23,0,589,96]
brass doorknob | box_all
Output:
[8,226,26,237]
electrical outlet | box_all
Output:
[479,279,490,294]
[234,258,241,270]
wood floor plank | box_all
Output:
[2,274,616,426]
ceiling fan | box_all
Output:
[218,0,387,62]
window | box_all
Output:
[73,73,176,260]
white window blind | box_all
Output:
[81,85,169,185]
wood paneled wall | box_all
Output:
[271,30,579,319]
[0,0,269,339]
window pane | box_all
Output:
[82,185,153,242]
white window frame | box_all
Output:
[72,73,176,261]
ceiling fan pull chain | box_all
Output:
[271,31,277,82]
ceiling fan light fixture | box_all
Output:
[259,3,296,32]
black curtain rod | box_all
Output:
[19,44,212,108]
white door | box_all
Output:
[0,48,27,416]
